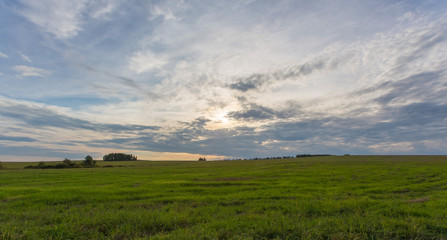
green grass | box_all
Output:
[1,156,447,239]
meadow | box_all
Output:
[1,156,447,239]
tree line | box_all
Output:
[23,153,138,169]
[221,154,332,161]
[24,156,97,169]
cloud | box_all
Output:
[2,1,447,160]
[0,98,159,133]
[0,51,8,58]
[374,71,446,105]
[14,0,120,39]
[88,0,118,19]
[80,64,163,101]
[12,65,51,77]
[16,0,90,39]
[20,53,31,62]
[128,50,167,74]
[150,6,177,21]
[227,58,330,92]
[227,103,294,121]
[0,135,36,142]
[83,64,140,89]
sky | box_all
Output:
[0,0,447,161]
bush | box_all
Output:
[54,164,69,169]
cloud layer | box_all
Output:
[1,0,447,161]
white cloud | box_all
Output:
[88,0,119,19]
[128,50,167,74]
[17,0,89,39]
[150,6,177,21]
[148,1,189,21]
[13,65,51,77]
[21,54,31,62]
[15,0,120,39]
[0,51,8,58]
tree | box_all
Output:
[198,157,207,161]
[82,155,96,167]
[63,158,72,166]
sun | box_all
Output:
[213,111,229,124]
[207,110,233,130]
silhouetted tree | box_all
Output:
[63,158,72,166]
[198,157,207,161]
[82,155,96,167]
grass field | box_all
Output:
[1,156,447,239]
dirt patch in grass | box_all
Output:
[213,177,255,181]
[194,177,255,182]
[408,197,429,203]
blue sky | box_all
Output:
[1,0,447,161]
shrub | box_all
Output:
[54,164,68,169]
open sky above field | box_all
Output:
[0,0,447,161]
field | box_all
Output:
[1,156,447,239]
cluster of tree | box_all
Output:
[198,157,207,161]
[103,153,137,161]
[24,156,96,169]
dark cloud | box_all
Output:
[376,72,446,105]
[227,103,294,121]
[351,71,446,107]
[228,80,258,92]
[0,135,36,142]
[390,102,447,127]
[228,59,328,92]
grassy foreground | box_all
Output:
[1,156,447,239]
